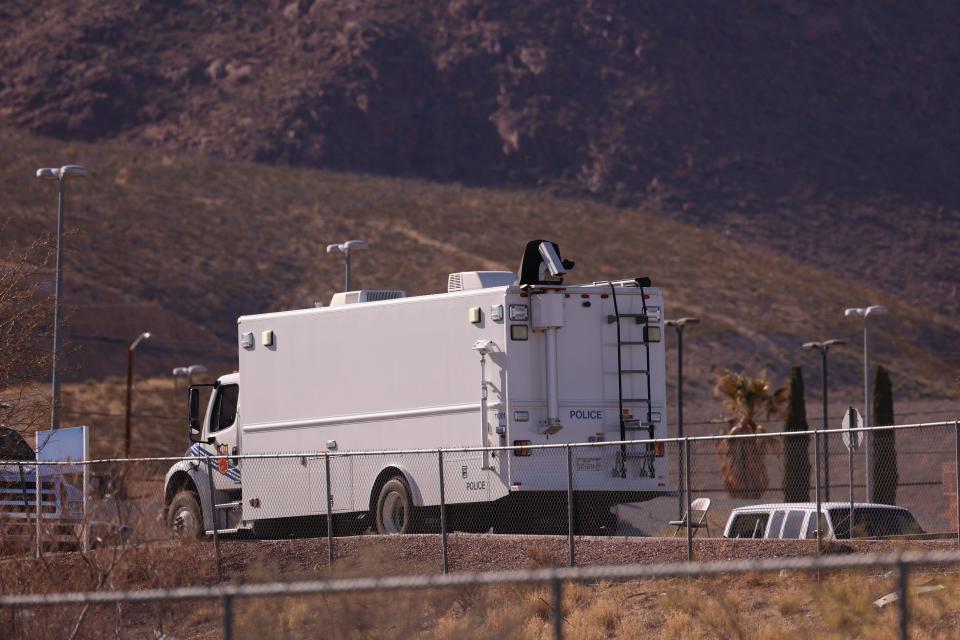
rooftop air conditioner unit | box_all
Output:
[329,290,406,306]
[447,271,516,292]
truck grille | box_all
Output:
[0,479,61,517]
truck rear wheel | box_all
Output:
[375,477,412,535]
[168,490,203,540]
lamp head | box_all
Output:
[342,240,368,252]
[36,165,88,181]
[130,331,153,351]
[666,317,700,328]
[59,165,88,178]
[328,240,368,255]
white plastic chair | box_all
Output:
[669,497,712,538]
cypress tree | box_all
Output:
[782,366,810,502]
[872,365,898,505]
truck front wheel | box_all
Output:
[375,477,412,535]
[167,491,203,540]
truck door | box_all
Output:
[205,384,241,490]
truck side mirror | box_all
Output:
[188,387,201,442]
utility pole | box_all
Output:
[125,332,152,456]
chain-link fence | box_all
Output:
[1,420,958,585]
[6,549,960,640]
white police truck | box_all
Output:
[163,240,671,538]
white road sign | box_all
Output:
[841,407,863,451]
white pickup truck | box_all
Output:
[0,427,83,549]
[724,502,924,540]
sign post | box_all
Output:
[842,407,863,538]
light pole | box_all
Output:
[36,164,88,429]
[326,240,368,291]
[665,317,699,518]
[125,332,152,457]
[801,339,845,501]
[844,305,889,502]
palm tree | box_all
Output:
[714,369,787,499]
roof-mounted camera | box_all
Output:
[517,240,575,286]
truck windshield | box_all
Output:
[828,507,923,539]
[0,428,35,461]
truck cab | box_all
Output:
[163,373,243,539]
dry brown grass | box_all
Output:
[223,568,960,640]
[5,536,960,639]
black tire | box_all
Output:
[167,490,203,540]
[375,477,412,535]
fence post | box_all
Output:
[566,444,575,567]
[955,420,959,546]
[439,450,448,575]
[677,430,685,521]
[897,559,909,640]
[206,457,223,582]
[82,461,89,553]
[814,429,821,574]
[221,593,234,640]
[325,453,334,567]
[685,437,692,562]
[35,461,42,559]
[848,426,855,540]
[552,576,564,640]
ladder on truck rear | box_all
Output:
[604,278,658,479]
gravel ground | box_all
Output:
[219,534,960,580]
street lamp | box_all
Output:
[125,331,152,457]
[36,164,88,429]
[326,240,368,291]
[801,339,845,500]
[172,364,208,390]
[844,305,889,502]
[665,316,699,518]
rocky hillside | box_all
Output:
[4,128,959,410]
[2,1,959,317]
